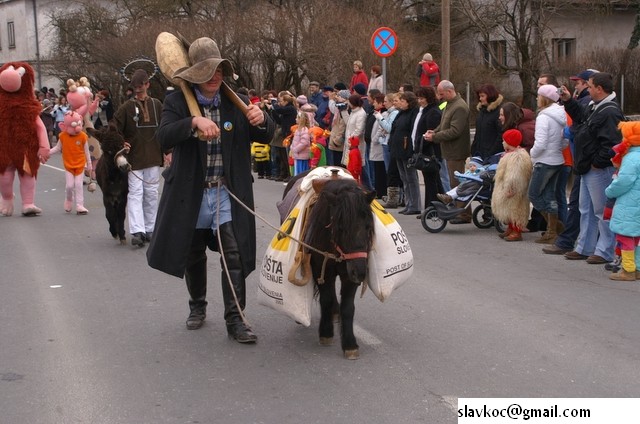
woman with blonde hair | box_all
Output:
[528,84,568,244]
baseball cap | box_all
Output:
[569,69,597,81]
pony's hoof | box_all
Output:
[119,238,127,246]
[319,337,333,346]
[343,349,360,360]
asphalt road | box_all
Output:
[1,156,639,424]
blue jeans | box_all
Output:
[528,163,562,214]
[555,165,572,224]
[196,185,232,229]
[575,166,615,260]
[438,159,451,192]
[554,174,581,250]
[382,144,390,171]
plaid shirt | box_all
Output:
[203,106,224,184]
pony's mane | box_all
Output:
[306,179,374,251]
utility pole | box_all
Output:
[442,0,450,80]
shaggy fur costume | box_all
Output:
[491,148,532,229]
[0,62,50,216]
[0,62,43,177]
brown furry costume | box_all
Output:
[0,62,43,177]
[491,148,533,229]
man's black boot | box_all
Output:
[218,222,257,343]
[185,230,209,330]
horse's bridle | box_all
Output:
[334,244,368,261]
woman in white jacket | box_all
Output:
[342,94,369,186]
[528,84,568,244]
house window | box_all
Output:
[480,40,507,68]
[553,38,575,62]
[8,21,15,49]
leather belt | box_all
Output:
[203,177,225,189]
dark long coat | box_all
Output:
[147,90,275,278]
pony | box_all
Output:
[86,123,130,244]
[284,172,375,359]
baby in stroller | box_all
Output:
[437,155,499,205]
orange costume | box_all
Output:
[54,132,90,176]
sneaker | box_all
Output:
[76,205,89,215]
[131,232,146,247]
[437,193,453,204]
[564,250,588,260]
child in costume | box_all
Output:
[604,121,640,281]
[251,141,271,179]
[0,62,51,216]
[491,129,533,241]
[347,135,363,183]
[50,111,92,214]
[290,112,311,176]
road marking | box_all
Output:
[42,163,65,172]
[50,285,62,288]
[441,395,458,412]
[353,323,382,345]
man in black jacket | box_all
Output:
[559,72,624,265]
[147,37,274,343]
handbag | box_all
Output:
[407,136,439,173]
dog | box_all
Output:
[86,123,130,244]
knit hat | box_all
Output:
[468,156,483,168]
[537,84,559,102]
[423,53,433,61]
[334,82,347,91]
[337,90,350,101]
[296,95,308,105]
[353,83,367,96]
[502,129,523,147]
[309,81,320,87]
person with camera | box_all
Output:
[327,89,351,166]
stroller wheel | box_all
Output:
[494,219,506,233]
[472,204,494,229]
[421,206,447,233]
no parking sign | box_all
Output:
[371,27,398,58]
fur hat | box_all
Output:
[502,129,523,147]
[423,53,433,61]
[468,156,483,168]
[537,84,559,102]
[337,90,350,101]
[353,83,367,96]
[173,37,234,84]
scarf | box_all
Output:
[194,87,220,108]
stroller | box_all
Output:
[420,165,504,233]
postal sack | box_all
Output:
[366,199,413,301]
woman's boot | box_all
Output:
[535,212,557,244]
[381,187,399,209]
